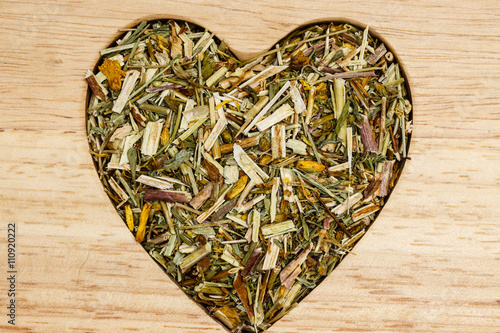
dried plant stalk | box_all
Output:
[286,139,308,155]
[262,236,281,270]
[289,82,306,114]
[280,244,312,289]
[197,187,230,223]
[261,220,297,239]
[359,115,379,153]
[204,107,227,151]
[220,136,259,154]
[270,178,279,222]
[141,120,163,156]
[179,243,211,273]
[243,81,290,135]
[143,189,191,203]
[112,70,139,113]
[189,181,214,209]
[85,70,108,100]
[233,144,269,185]
[352,203,380,221]
[136,175,174,190]
[332,192,363,215]
[271,125,286,159]
[255,104,294,132]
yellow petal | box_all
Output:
[225,175,248,200]
[135,203,152,242]
[125,205,134,231]
[98,58,126,92]
[296,160,325,172]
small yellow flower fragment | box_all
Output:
[135,203,152,242]
[98,58,126,92]
[125,205,134,231]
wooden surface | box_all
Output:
[1,0,499,332]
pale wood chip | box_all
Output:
[256,104,294,132]
[112,70,140,113]
[233,144,268,185]
[331,192,363,215]
[262,236,282,270]
[352,203,380,221]
[141,120,164,156]
[136,175,174,190]
[286,139,308,155]
[271,125,286,159]
[204,107,227,151]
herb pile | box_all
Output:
[86,20,412,332]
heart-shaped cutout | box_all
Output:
[85,19,412,332]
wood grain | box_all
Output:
[0,0,499,332]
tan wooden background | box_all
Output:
[0,0,499,332]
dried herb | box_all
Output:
[86,20,412,332]
[98,58,126,92]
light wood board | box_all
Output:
[0,0,499,332]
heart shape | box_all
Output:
[85,19,412,332]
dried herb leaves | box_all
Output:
[86,20,412,332]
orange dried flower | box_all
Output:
[98,58,126,92]
[135,203,152,243]
[156,35,169,51]
[290,51,309,70]
[296,160,325,172]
